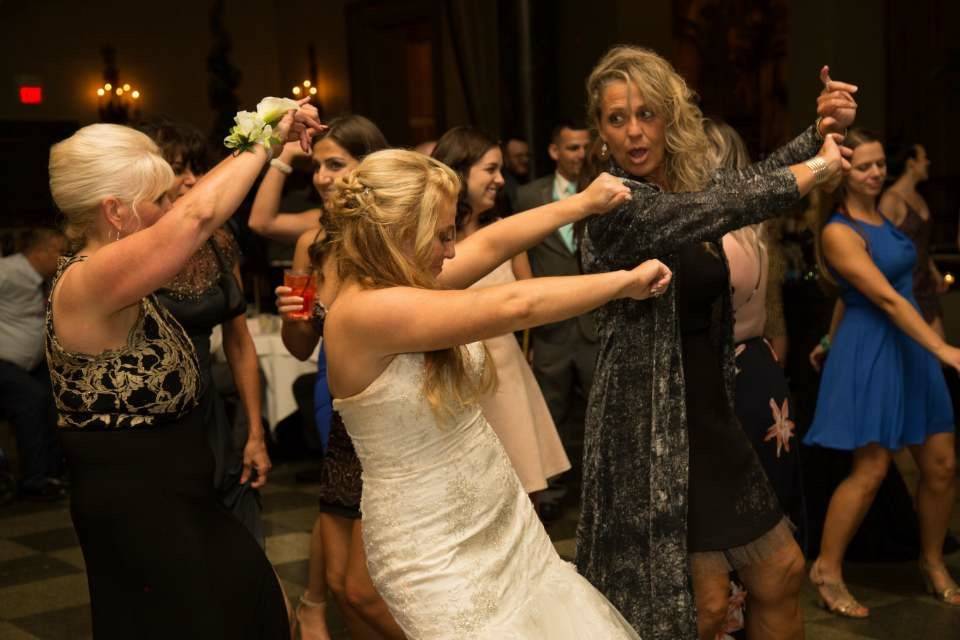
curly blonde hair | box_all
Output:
[586,46,713,192]
[325,149,496,414]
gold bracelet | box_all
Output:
[804,156,830,186]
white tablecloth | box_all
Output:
[212,316,320,433]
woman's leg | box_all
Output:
[816,444,893,581]
[343,520,406,639]
[737,540,805,640]
[317,513,379,639]
[690,563,732,640]
[296,514,332,639]
[909,431,960,601]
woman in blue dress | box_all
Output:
[805,129,960,617]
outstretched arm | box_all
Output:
[438,173,630,289]
[586,135,850,271]
[332,260,672,358]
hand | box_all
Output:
[816,66,858,135]
[275,285,307,321]
[274,98,326,152]
[240,433,272,489]
[809,343,828,372]
[935,344,960,374]
[817,133,853,183]
[622,259,672,300]
[577,172,632,217]
[278,139,312,163]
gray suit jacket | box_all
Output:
[515,174,597,347]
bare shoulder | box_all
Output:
[323,287,398,398]
[822,220,868,259]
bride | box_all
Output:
[319,149,669,638]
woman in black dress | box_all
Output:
[881,143,946,333]
[705,121,806,535]
[144,120,270,546]
[45,102,322,637]
[574,46,856,640]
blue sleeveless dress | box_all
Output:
[804,213,954,451]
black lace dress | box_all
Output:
[155,228,264,546]
[46,255,288,639]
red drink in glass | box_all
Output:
[283,270,315,320]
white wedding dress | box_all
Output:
[333,343,640,639]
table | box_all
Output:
[212,315,320,433]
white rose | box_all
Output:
[233,110,263,138]
[256,97,299,124]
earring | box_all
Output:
[600,142,608,159]
[114,228,121,242]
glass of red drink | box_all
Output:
[283,269,315,320]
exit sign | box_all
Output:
[19,86,43,104]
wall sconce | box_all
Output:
[95,46,143,124]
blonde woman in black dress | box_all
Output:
[45,102,321,637]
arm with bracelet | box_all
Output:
[249,141,323,244]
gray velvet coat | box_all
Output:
[576,127,821,639]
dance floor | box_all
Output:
[0,460,957,639]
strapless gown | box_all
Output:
[333,343,640,639]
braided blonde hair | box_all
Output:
[325,149,496,414]
[586,46,714,192]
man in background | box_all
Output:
[501,136,531,213]
[0,228,67,500]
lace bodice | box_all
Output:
[45,256,200,429]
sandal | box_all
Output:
[292,591,331,640]
[809,559,869,618]
[918,559,960,606]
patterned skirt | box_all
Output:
[317,411,363,519]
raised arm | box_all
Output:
[585,134,850,271]
[822,223,960,371]
[438,173,630,289]
[248,141,323,244]
[65,102,324,315]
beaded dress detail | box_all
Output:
[333,343,640,639]
[46,256,199,429]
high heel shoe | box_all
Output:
[918,559,960,606]
[809,559,869,618]
[292,592,332,640]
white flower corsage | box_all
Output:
[224,97,300,154]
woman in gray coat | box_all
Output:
[576,46,857,640]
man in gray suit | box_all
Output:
[515,121,593,518]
